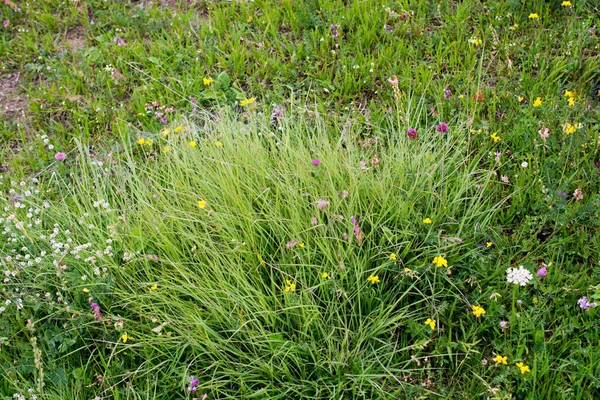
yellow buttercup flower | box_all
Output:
[486,242,493,247]
[203,77,214,86]
[197,200,207,209]
[389,253,397,261]
[532,97,542,107]
[321,272,329,279]
[433,256,448,268]
[528,13,539,19]
[174,125,185,133]
[493,355,508,365]
[137,138,145,145]
[516,362,531,374]
[189,141,197,148]
[423,218,432,224]
[561,1,572,6]
[490,132,501,143]
[122,333,128,343]
[162,146,171,153]
[367,274,380,284]
[424,318,436,330]
[472,305,486,318]
[151,283,158,291]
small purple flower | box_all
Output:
[330,24,340,39]
[536,267,547,277]
[90,302,103,322]
[311,159,321,166]
[114,37,125,46]
[2,20,9,28]
[444,85,451,99]
[270,105,283,126]
[494,151,502,164]
[55,152,66,161]
[188,376,200,393]
[407,128,418,140]
[436,122,448,133]
[577,296,597,312]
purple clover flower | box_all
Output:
[311,159,321,166]
[90,302,102,322]
[436,122,448,133]
[55,152,66,161]
[444,85,451,99]
[536,267,547,277]
[407,128,418,140]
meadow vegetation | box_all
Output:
[1,0,600,399]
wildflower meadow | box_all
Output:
[1,1,600,399]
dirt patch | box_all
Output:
[60,25,87,53]
[0,72,28,117]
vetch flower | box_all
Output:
[367,274,380,284]
[532,97,542,107]
[424,318,436,330]
[472,305,486,318]
[516,362,531,374]
[493,355,508,365]
[433,256,448,268]
[188,376,200,393]
[573,188,583,201]
[577,296,597,312]
[506,265,533,286]
[240,97,256,107]
[284,279,296,292]
[444,85,451,99]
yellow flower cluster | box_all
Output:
[137,138,153,146]
[284,279,296,292]
[472,305,486,318]
[424,318,436,330]
[367,274,380,284]
[433,256,448,268]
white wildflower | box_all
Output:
[506,265,533,286]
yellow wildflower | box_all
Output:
[298,242,305,248]
[284,279,296,292]
[151,284,158,291]
[174,125,185,133]
[161,128,169,137]
[472,305,486,318]
[122,333,128,343]
[203,77,213,86]
[82,288,89,293]
[564,90,575,98]
[493,355,508,365]
[424,318,436,330]
[532,97,542,107]
[144,138,153,146]
[188,141,197,148]
[528,13,539,19]
[367,274,380,284]
[517,96,524,103]
[516,362,531,374]
[197,200,207,209]
[321,272,329,279]
[433,256,448,268]
[240,97,256,107]
[490,132,501,142]
[390,253,397,261]
[561,1,572,6]
[563,123,577,134]
[568,97,575,106]
[423,218,432,224]
[162,146,171,153]
[486,242,493,247]
[137,138,145,145]
[246,15,253,23]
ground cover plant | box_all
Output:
[1,0,600,399]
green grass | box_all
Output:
[1,0,600,399]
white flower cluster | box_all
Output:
[506,265,533,286]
